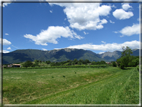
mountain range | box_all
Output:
[2,48,140,64]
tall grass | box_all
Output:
[3,67,139,104]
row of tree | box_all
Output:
[22,59,108,68]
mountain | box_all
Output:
[99,51,122,62]
[99,49,140,62]
[2,48,140,64]
[2,48,103,64]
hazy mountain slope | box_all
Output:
[99,49,140,62]
[2,48,140,64]
[2,48,103,64]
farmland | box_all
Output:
[3,66,139,104]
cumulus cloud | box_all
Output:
[101,41,106,44]
[24,26,83,46]
[2,50,10,53]
[83,31,89,35]
[119,24,140,36]
[49,3,111,30]
[113,9,133,20]
[7,47,11,50]
[0,38,11,45]
[67,40,140,52]
[99,52,105,54]
[122,3,132,10]
[5,33,9,35]
[110,20,115,24]
[42,48,48,51]
[50,10,52,13]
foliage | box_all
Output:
[22,60,33,68]
[91,60,106,65]
[117,46,134,69]
[46,61,51,64]
[112,61,117,67]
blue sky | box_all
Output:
[1,1,140,54]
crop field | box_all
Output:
[3,67,139,104]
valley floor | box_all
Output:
[3,67,139,105]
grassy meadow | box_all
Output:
[3,67,139,104]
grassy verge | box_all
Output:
[3,67,139,104]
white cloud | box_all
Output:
[101,41,106,44]
[119,24,140,36]
[24,26,83,46]
[2,50,10,53]
[83,31,88,35]
[113,9,133,20]
[110,20,115,24]
[67,40,140,52]
[99,52,105,54]
[5,33,9,35]
[49,3,111,30]
[50,10,52,13]
[42,48,48,51]
[7,47,11,50]
[114,31,118,33]
[122,3,132,10]
[0,38,11,45]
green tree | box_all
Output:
[112,61,117,67]
[84,59,90,65]
[33,60,39,67]
[46,61,51,64]
[50,62,56,66]
[22,60,33,68]
[121,46,133,57]
[117,46,133,69]
[100,60,106,64]
[91,61,96,65]
[73,59,78,64]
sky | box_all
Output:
[1,0,141,54]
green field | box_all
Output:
[3,67,139,104]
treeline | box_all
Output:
[21,59,107,68]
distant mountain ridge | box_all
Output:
[2,48,140,64]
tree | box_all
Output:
[128,56,139,67]
[50,62,56,66]
[112,61,117,67]
[84,59,90,65]
[100,60,106,64]
[46,61,51,64]
[121,46,133,57]
[33,60,39,67]
[73,59,78,64]
[117,46,133,69]
[91,61,96,65]
[22,60,33,68]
